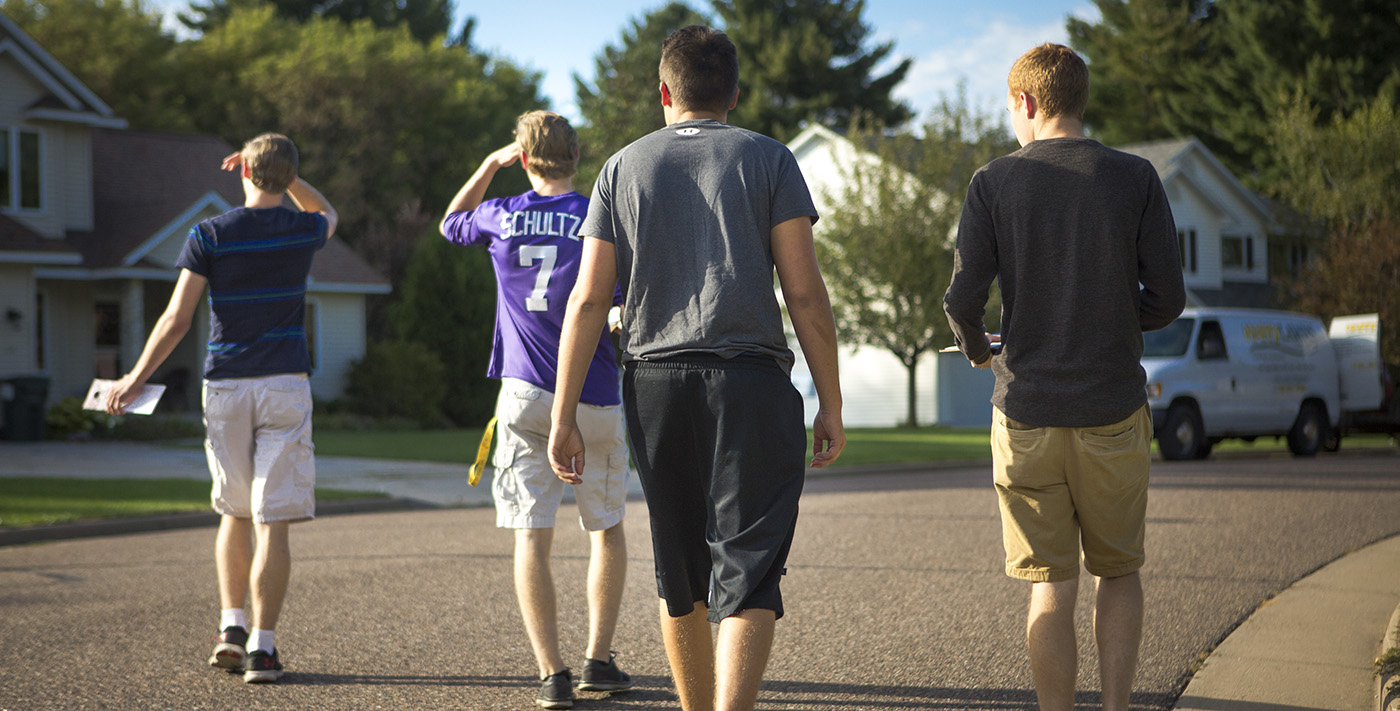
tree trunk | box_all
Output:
[905,356,918,427]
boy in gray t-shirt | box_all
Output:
[548,25,845,711]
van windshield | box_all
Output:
[1143,318,1195,358]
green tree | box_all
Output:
[1272,92,1400,369]
[715,0,911,141]
[388,231,499,425]
[1066,0,1217,147]
[573,1,710,191]
[817,93,1015,426]
[180,0,455,44]
[1,0,190,131]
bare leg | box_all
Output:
[249,520,291,630]
[1027,579,1079,711]
[1094,572,1143,711]
[660,600,715,711]
[515,528,567,678]
[714,608,776,711]
[216,516,253,612]
[585,523,627,661]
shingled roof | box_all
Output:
[69,129,387,289]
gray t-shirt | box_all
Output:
[582,119,818,372]
[943,137,1186,427]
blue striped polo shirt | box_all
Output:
[176,206,329,380]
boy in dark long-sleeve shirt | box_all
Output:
[943,44,1184,711]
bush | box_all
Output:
[343,340,448,426]
[45,397,115,440]
[107,414,205,441]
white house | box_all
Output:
[787,124,1290,427]
[0,12,388,434]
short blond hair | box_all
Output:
[240,133,298,193]
[515,111,578,180]
[1008,43,1089,120]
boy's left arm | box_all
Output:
[105,269,207,414]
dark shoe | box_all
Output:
[536,669,574,709]
[242,648,283,683]
[208,626,247,671]
[578,652,632,691]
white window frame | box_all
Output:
[0,126,44,214]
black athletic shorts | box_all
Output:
[622,353,807,623]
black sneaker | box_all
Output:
[578,652,632,691]
[536,669,574,709]
[208,626,248,671]
[243,648,283,683]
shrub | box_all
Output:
[45,397,115,440]
[343,340,448,426]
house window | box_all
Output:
[34,291,47,371]
[1178,228,1198,273]
[1222,234,1254,270]
[305,300,319,371]
[94,302,122,379]
[0,127,42,211]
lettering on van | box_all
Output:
[1242,321,1317,358]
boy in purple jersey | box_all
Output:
[105,133,337,684]
[439,110,631,710]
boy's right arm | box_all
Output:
[104,269,207,414]
[286,178,338,238]
[441,143,520,233]
[772,216,845,468]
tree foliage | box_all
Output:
[573,2,710,191]
[715,0,911,142]
[0,0,190,131]
[818,93,1015,426]
[387,231,500,425]
[1272,93,1400,368]
[1069,0,1400,184]
[179,0,455,44]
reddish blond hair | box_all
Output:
[1008,43,1089,120]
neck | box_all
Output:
[528,174,574,197]
[244,188,283,209]
[1030,116,1085,142]
[665,106,727,126]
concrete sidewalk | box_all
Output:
[1,440,1396,710]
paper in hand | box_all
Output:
[83,379,165,415]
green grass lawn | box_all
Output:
[0,478,386,528]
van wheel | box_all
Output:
[1287,402,1328,457]
[1194,440,1214,460]
[1322,430,1341,453]
[1160,403,1204,461]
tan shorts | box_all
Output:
[991,404,1151,582]
[492,378,629,530]
[202,374,315,523]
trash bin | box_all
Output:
[1,376,49,441]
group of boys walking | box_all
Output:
[108,25,1183,711]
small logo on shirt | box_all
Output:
[676,127,700,136]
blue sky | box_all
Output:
[149,1,1099,125]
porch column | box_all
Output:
[120,279,144,376]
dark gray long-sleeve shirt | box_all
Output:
[943,137,1186,427]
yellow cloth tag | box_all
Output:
[468,417,497,487]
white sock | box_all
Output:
[220,608,247,631]
[248,629,275,654]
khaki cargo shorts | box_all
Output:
[991,404,1151,582]
[202,374,315,523]
[492,378,629,531]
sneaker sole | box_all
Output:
[243,669,283,683]
[535,699,573,710]
[577,680,633,691]
[208,645,245,670]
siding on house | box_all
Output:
[41,279,96,399]
[54,125,93,232]
[0,262,35,374]
[306,292,365,401]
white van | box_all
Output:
[1142,308,1340,460]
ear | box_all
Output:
[660,82,672,107]
[241,162,251,179]
[1019,92,1037,120]
[727,87,739,110]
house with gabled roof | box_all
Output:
[0,11,388,433]
[786,124,1297,427]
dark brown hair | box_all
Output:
[659,25,738,113]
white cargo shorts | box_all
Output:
[492,378,629,530]
[202,374,315,523]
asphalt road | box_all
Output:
[1,450,1397,710]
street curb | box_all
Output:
[1381,601,1400,711]
[0,497,439,548]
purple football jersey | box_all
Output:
[441,191,620,406]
